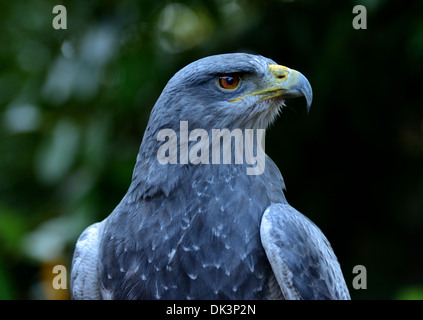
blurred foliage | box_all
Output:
[0,0,422,299]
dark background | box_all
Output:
[0,0,422,299]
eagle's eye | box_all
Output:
[217,74,241,90]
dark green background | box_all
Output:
[0,0,422,299]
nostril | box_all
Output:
[277,75,286,80]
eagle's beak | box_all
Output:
[268,65,313,113]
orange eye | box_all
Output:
[217,74,241,90]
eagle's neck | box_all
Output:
[124,123,270,201]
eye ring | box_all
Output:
[216,74,241,90]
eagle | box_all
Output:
[71,53,350,300]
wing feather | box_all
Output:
[260,203,350,300]
[71,221,104,299]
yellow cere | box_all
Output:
[229,65,290,103]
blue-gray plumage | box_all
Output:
[71,53,350,300]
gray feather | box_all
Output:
[260,203,351,300]
[71,221,104,299]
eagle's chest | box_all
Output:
[144,181,273,299]
[101,168,279,299]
